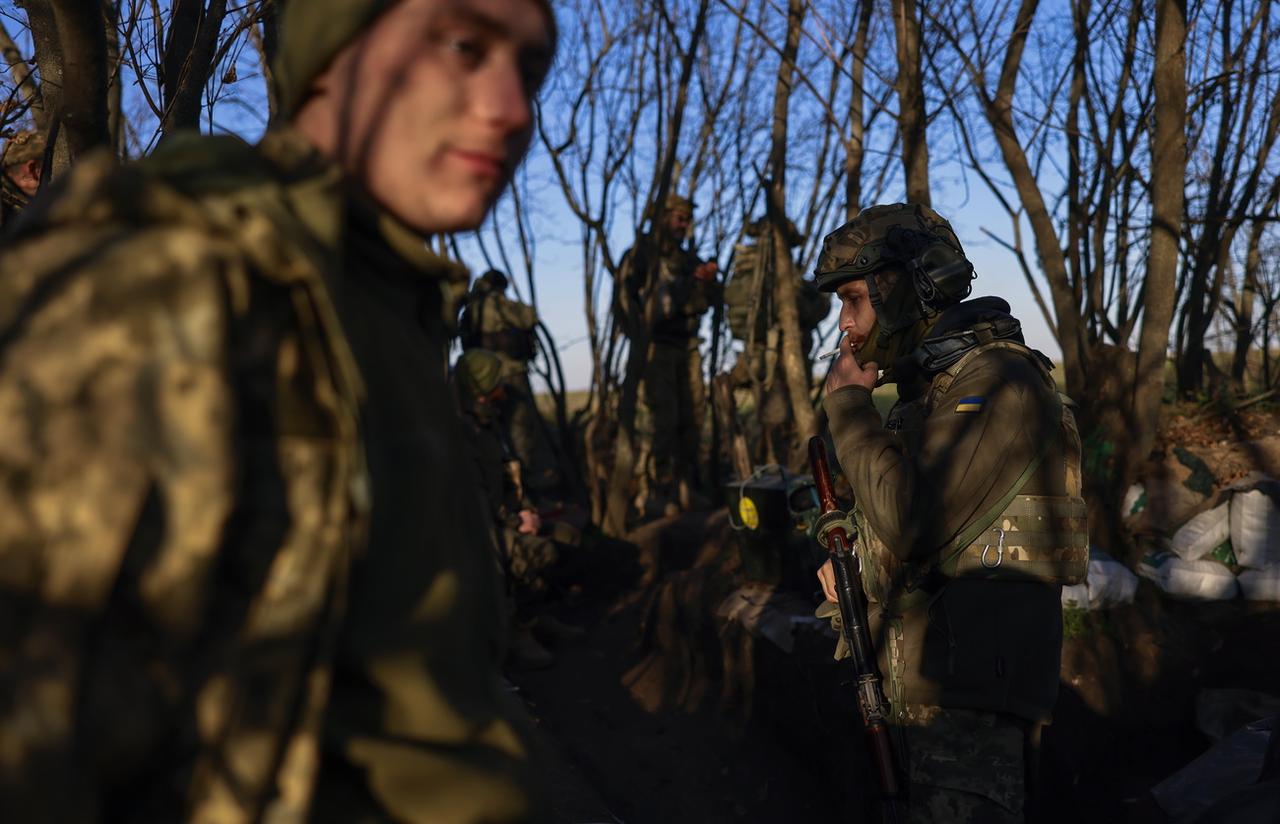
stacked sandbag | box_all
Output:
[1138,549,1240,601]
[1170,501,1231,561]
[1231,480,1280,601]
[1061,547,1140,610]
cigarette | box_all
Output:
[817,335,844,360]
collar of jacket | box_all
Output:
[257,127,468,285]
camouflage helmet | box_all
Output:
[2,130,45,168]
[455,349,503,398]
[813,203,973,310]
[478,269,509,291]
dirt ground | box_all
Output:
[511,405,1280,824]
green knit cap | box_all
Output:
[274,0,557,121]
[455,349,503,398]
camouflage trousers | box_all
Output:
[500,528,559,610]
[496,355,559,497]
[896,704,1034,823]
[639,340,705,500]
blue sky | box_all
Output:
[0,0,1066,392]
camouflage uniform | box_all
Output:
[1,129,45,229]
[459,272,558,497]
[617,205,721,508]
[815,204,1088,822]
[0,127,544,824]
[455,350,559,610]
[723,221,829,461]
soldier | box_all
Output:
[617,193,720,514]
[0,1,556,823]
[459,268,559,496]
[1,129,44,227]
[454,349,566,670]
[813,203,1087,822]
[723,214,829,464]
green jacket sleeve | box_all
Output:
[823,348,1059,563]
[0,227,244,819]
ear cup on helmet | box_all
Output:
[912,243,974,310]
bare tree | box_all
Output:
[1174,0,1280,396]
[766,0,818,460]
[892,0,929,204]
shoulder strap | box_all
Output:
[925,338,1048,414]
[924,340,1064,573]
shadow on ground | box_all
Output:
[511,510,1280,823]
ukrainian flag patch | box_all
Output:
[954,396,985,413]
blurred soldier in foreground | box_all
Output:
[455,349,578,670]
[617,193,720,515]
[0,1,556,822]
[723,215,829,465]
[1,129,44,227]
[814,204,1087,822]
[459,269,559,497]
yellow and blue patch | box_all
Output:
[954,395,986,413]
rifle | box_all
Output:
[808,436,901,823]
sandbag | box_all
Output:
[1170,501,1231,561]
[1061,547,1139,610]
[1230,484,1280,569]
[1123,483,1146,519]
[1138,551,1239,601]
[1238,568,1280,602]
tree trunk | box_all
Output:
[1233,179,1280,384]
[981,0,1086,396]
[892,0,930,205]
[767,0,816,467]
[46,1,109,171]
[1128,0,1186,483]
[103,0,124,156]
[162,0,229,134]
[845,0,872,220]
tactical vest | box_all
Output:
[459,292,537,360]
[855,339,1089,611]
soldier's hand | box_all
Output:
[518,509,542,535]
[817,558,838,602]
[825,334,879,394]
[693,261,718,282]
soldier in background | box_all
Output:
[1,130,44,228]
[0,1,557,822]
[617,193,721,515]
[459,268,559,497]
[723,214,829,465]
[455,349,578,670]
[815,203,1088,822]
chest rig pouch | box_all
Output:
[872,334,1088,601]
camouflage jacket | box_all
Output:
[0,131,540,823]
[824,298,1080,724]
[459,287,538,362]
[616,240,720,346]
